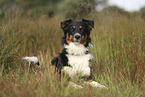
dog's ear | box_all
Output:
[61,19,72,29]
[82,18,94,29]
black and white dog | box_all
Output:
[23,19,108,89]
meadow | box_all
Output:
[0,11,144,97]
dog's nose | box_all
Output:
[75,35,81,39]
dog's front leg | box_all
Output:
[84,80,108,89]
[68,81,83,89]
[62,66,83,89]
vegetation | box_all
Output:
[0,11,144,97]
[0,0,106,17]
[0,0,145,97]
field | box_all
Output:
[0,12,145,97]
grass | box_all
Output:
[0,12,144,97]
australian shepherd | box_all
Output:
[23,19,108,89]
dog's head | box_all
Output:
[61,19,94,46]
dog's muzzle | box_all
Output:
[73,33,81,42]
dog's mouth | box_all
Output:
[72,38,81,43]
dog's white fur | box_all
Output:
[84,81,108,89]
[68,81,83,89]
[22,56,39,64]
[63,43,93,78]
[63,43,108,89]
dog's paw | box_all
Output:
[68,82,83,89]
[84,81,108,90]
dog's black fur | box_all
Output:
[51,18,94,80]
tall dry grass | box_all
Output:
[0,12,144,97]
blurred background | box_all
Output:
[0,0,145,18]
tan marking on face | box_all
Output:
[81,34,87,46]
[79,26,82,29]
[73,26,75,29]
[66,33,72,45]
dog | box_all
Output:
[23,19,108,89]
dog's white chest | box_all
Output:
[63,43,93,78]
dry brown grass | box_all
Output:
[0,12,144,97]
